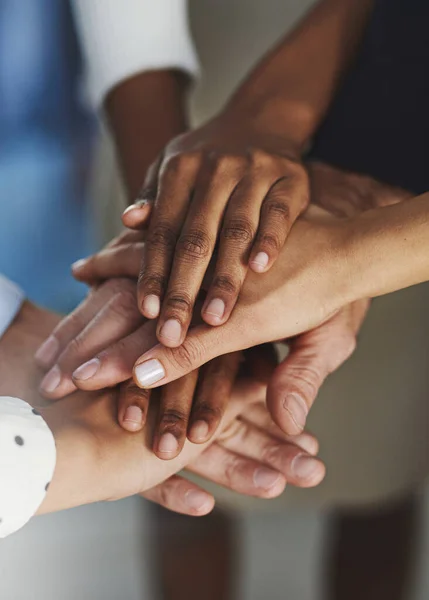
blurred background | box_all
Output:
[1,1,429,598]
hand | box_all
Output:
[265,161,409,434]
[130,205,353,386]
[120,117,309,348]
[267,300,370,435]
[35,279,246,458]
[2,303,325,516]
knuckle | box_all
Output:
[261,443,284,467]
[176,229,211,260]
[109,290,137,316]
[139,272,167,295]
[264,199,291,222]
[221,217,255,245]
[159,408,188,436]
[256,232,283,253]
[192,401,223,425]
[169,339,204,371]
[224,454,245,487]
[211,274,238,296]
[164,292,193,316]
[284,362,323,400]
[147,222,177,251]
[164,153,198,176]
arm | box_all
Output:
[70,0,197,198]
[119,0,375,347]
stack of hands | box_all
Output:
[31,129,410,516]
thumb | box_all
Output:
[266,340,329,436]
[133,324,240,389]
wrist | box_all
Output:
[105,70,189,200]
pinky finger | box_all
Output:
[141,475,215,516]
[249,175,307,273]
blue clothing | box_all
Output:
[0,0,94,312]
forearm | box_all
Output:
[105,70,189,200]
[223,0,374,150]
[345,193,429,301]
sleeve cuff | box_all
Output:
[0,274,24,340]
[0,397,56,538]
[71,0,200,107]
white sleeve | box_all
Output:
[71,0,199,107]
[0,274,24,338]
[0,277,56,538]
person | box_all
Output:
[39,0,429,598]
[0,273,325,539]
[0,0,93,312]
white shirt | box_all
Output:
[0,276,56,538]
[70,0,199,106]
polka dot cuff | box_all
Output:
[0,397,56,538]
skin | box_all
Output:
[114,0,374,349]
[4,301,325,518]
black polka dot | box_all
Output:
[15,436,24,446]
[32,409,40,416]
[45,482,50,492]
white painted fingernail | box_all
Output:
[134,359,165,387]
[72,358,100,381]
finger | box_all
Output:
[133,322,242,389]
[242,402,319,455]
[141,475,215,517]
[154,370,199,460]
[249,171,309,273]
[187,443,286,499]
[122,157,161,230]
[40,286,143,399]
[72,321,157,390]
[156,157,243,347]
[34,280,125,370]
[201,177,271,326]
[187,352,241,444]
[118,379,151,433]
[217,417,325,488]
[72,242,144,283]
[137,153,200,320]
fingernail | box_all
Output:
[185,490,212,511]
[35,335,59,366]
[250,252,269,272]
[40,365,61,394]
[292,454,320,480]
[71,258,88,273]
[204,298,225,321]
[143,294,160,318]
[253,467,281,490]
[123,201,148,216]
[283,393,308,432]
[189,420,209,442]
[160,319,181,344]
[158,432,179,454]
[134,359,165,387]
[123,405,144,431]
[72,358,100,381]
